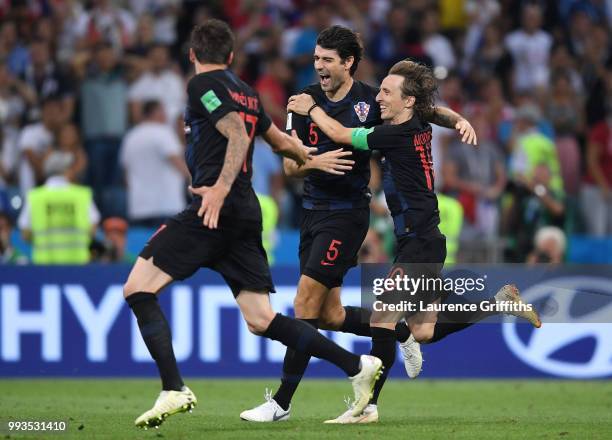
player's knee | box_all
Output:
[123,280,139,299]
[293,294,322,319]
[245,313,274,335]
[319,306,344,330]
[411,325,434,343]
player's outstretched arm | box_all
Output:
[262,124,316,166]
[429,106,478,145]
[287,94,353,145]
[189,111,250,229]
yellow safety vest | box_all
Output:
[256,193,278,266]
[29,184,92,264]
[437,194,464,265]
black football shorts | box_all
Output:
[139,209,275,297]
[298,207,369,289]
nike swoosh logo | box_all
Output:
[272,410,286,421]
[320,260,335,266]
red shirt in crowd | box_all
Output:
[585,120,612,186]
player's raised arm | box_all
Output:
[429,106,478,146]
[189,111,249,229]
[287,94,353,145]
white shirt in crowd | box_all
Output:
[120,121,186,221]
[128,70,185,125]
[505,29,553,91]
[17,175,101,230]
[17,122,53,195]
[424,34,457,70]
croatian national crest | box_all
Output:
[354,101,370,123]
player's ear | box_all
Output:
[189,48,195,64]
[227,51,234,66]
[405,95,416,110]
[343,56,354,72]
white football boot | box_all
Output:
[324,398,379,424]
[349,355,383,416]
[240,388,290,422]
[399,334,423,378]
[134,386,197,429]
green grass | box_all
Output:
[1,379,611,439]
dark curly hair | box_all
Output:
[316,26,363,76]
[388,60,438,120]
[190,19,234,65]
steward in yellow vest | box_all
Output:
[18,152,99,264]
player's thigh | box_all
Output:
[138,214,227,283]
[235,290,275,335]
[214,225,275,299]
[302,209,369,290]
[124,256,174,297]
[318,287,345,329]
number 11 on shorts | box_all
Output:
[321,239,342,266]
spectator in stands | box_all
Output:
[504,3,553,92]
[21,38,75,123]
[0,21,29,77]
[17,95,63,196]
[128,43,185,127]
[527,226,566,265]
[0,210,28,264]
[74,0,136,51]
[546,70,583,195]
[256,55,291,130]
[18,151,100,265]
[369,5,411,78]
[422,7,456,71]
[442,109,506,241]
[505,163,565,262]
[79,42,128,215]
[0,60,32,188]
[56,124,88,183]
[508,104,563,195]
[119,100,187,227]
[582,74,612,236]
[101,216,135,263]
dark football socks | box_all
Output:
[341,306,411,342]
[273,318,318,410]
[429,297,497,343]
[126,292,184,391]
[369,327,396,405]
[263,313,361,381]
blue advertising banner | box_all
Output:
[1,265,611,379]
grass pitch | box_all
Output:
[1,379,611,439]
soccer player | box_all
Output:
[123,19,383,429]
[287,59,541,423]
[241,26,475,423]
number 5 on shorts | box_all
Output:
[321,239,342,266]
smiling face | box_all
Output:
[376,74,414,123]
[313,45,353,93]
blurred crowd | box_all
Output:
[0,0,611,265]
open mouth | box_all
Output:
[319,74,331,87]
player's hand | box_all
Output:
[311,148,354,175]
[287,94,316,115]
[284,130,317,166]
[455,118,477,146]
[188,183,230,229]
